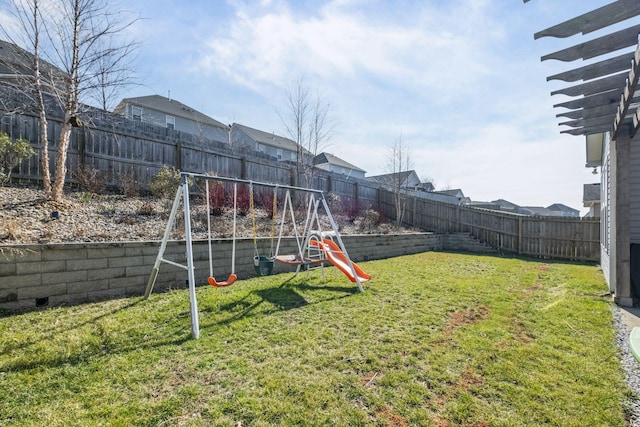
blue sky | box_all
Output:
[4,0,619,212]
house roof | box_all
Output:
[522,206,556,216]
[314,152,365,173]
[115,95,227,129]
[527,1,640,139]
[547,203,579,214]
[367,170,420,186]
[491,199,521,209]
[0,39,66,85]
[583,183,601,203]
[233,123,309,154]
[435,189,465,198]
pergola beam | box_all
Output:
[548,52,635,83]
[542,24,640,62]
[535,0,640,39]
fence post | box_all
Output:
[175,142,182,170]
[518,216,523,255]
[78,126,86,168]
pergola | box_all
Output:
[526,0,640,305]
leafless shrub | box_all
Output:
[358,209,381,232]
[137,201,156,216]
[118,171,140,197]
[74,165,107,194]
[1,219,21,240]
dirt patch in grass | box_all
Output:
[376,405,408,427]
[444,306,490,335]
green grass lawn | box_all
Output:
[0,252,629,426]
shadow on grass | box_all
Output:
[1,298,146,353]
[200,276,360,329]
[0,298,195,373]
[1,277,360,373]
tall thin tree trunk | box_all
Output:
[31,0,51,197]
[38,105,50,197]
[51,120,72,200]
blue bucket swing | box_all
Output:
[251,184,276,276]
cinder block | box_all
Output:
[1,273,42,289]
[88,267,125,281]
[42,248,87,261]
[67,258,108,271]
[0,249,15,263]
[0,289,18,303]
[67,279,109,294]
[0,262,16,276]
[109,256,144,268]
[87,246,126,259]
[125,265,152,277]
[42,270,87,286]
[2,248,42,263]
[16,260,65,275]
[124,244,160,257]
[109,275,145,289]
[18,283,67,299]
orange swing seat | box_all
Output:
[208,273,238,287]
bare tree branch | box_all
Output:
[2,0,140,200]
[278,75,335,187]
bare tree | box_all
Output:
[279,75,335,187]
[387,133,412,225]
[2,0,54,195]
[2,0,139,200]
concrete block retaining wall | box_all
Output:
[0,232,494,311]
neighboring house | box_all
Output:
[583,183,601,218]
[0,39,67,115]
[114,95,229,143]
[521,205,579,217]
[529,2,640,304]
[231,123,310,162]
[417,182,435,192]
[0,39,66,88]
[434,189,468,204]
[313,152,366,180]
[547,203,580,218]
[367,170,422,190]
[522,206,556,217]
[490,199,528,214]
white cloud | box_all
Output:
[197,0,503,97]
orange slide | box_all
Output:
[310,239,371,283]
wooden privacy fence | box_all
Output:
[3,110,600,262]
[387,190,601,262]
[1,111,381,209]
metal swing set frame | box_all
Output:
[144,172,366,339]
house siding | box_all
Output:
[123,103,229,144]
[630,139,640,244]
[231,127,297,162]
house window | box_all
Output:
[166,115,175,130]
[132,106,142,122]
[290,152,296,161]
[277,149,283,160]
[257,143,266,153]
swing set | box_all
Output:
[144,173,369,339]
